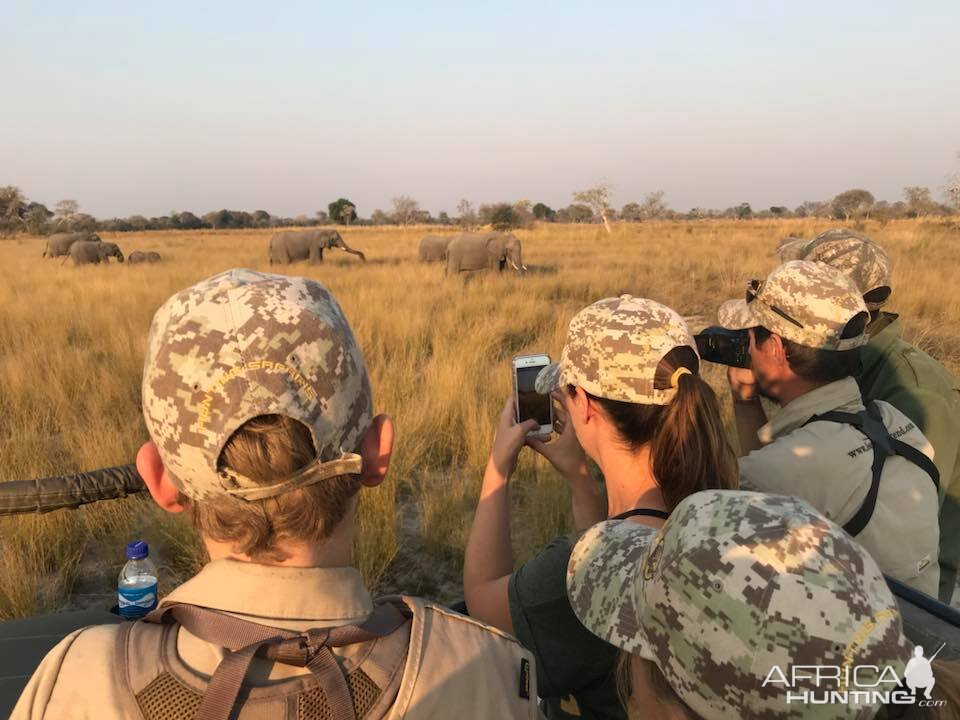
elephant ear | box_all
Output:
[487,236,506,260]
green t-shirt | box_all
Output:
[859,313,960,601]
[508,535,626,720]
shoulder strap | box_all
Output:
[803,402,939,537]
[141,602,408,720]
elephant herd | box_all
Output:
[39,228,524,276]
[266,229,525,275]
[419,232,526,275]
[41,232,162,267]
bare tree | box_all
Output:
[54,199,80,228]
[638,190,669,220]
[903,186,935,217]
[573,184,612,233]
[391,195,421,225]
[457,198,477,229]
[945,150,960,211]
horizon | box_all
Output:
[4,1,959,218]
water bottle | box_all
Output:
[117,540,158,619]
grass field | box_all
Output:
[2,219,960,619]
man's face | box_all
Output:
[747,328,781,402]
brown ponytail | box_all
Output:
[581,346,739,511]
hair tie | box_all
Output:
[670,367,693,388]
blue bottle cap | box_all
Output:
[126,540,149,560]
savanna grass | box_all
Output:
[1,219,958,618]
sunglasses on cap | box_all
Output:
[746,279,805,329]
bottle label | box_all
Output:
[118,581,158,618]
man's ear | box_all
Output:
[358,414,394,488]
[136,442,189,513]
[766,333,789,367]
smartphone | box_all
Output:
[513,354,553,435]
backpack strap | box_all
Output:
[142,601,408,720]
[803,402,940,537]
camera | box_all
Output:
[694,327,751,368]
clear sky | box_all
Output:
[3,1,958,218]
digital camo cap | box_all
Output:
[142,269,372,501]
[718,260,869,351]
[567,490,913,720]
[779,229,892,310]
[534,295,698,406]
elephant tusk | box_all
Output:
[510,261,519,271]
[521,264,528,271]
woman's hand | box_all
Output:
[526,392,590,483]
[489,396,540,479]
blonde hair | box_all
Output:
[616,652,695,718]
[191,414,362,562]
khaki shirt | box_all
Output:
[739,378,940,596]
[12,559,542,719]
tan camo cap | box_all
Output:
[142,269,372,502]
[781,229,892,310]
[534,296,698,405]
[717,260,869,351]
[567,490,913,720]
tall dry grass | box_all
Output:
[1,219,959,618]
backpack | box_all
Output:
[803,401,940,537]
[113,595,540,720]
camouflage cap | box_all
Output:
[142,269,372,501]
[567,490,913,720]
[717,260,869,351]
[773,236,810,263]
[535,296,698,405]
[780,229,892,310]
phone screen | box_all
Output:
[516,365,551,425]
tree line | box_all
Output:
[2,181,959,237]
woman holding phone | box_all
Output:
[463,295,739,720]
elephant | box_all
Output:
[268,230,366,265]
[68,241,124,266]
[43,232,101,258]
[419,235,455,262]
[128,251,162,264]
[445,232,526,275]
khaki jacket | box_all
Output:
[740,377,941,596]
[12,559,542,720]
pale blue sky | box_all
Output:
[3,1,958,217]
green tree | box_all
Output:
[23,204,52,234]
[178,211,203,229]
[328,198,357,225]
[832,189,875,220]
[532,202,555,221]
[489,203,522,231]
[557,204,594,223]
[735,203,752,220]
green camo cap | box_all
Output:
[142,269,372,501]
[567,490,912,720]
[781,229,892,311]
[717,260,869,351]
[535,296,698,405]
